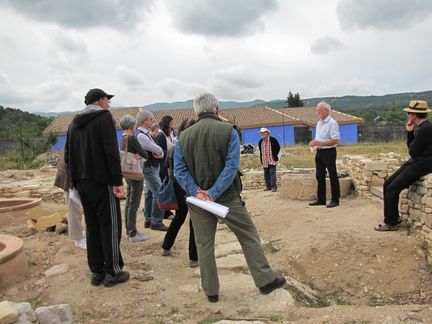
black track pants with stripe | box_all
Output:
[76,179,124,275]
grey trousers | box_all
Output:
[189,195,275,296]
[124,179,144,237]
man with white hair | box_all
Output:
[258,127,280,192]
[309,101,340,208]
[174,93,286,303]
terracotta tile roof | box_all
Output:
[219,105,302,128]
[44,105,364,135]
[275,107,364,127]
[43,107,140,135]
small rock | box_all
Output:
[44,264,69,277]
[3,169,14,178]
[34,278,46,286]
[10,302,37,322]
[35,304,73,324]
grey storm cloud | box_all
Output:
[310,36,343,54]
[337,0,432,31]
[166,0,278,37]
[0,0,154,30]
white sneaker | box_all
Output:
[74,239,87,250]
[128,231,150,242]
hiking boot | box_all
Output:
[144,220,151,228]
[90,272,105,286]
[103,271,130,287]
[259,276,286,295]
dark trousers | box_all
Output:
[76,179,124,276]
[384,160,432,225]
[263,165,277,189]
[315,148,340,203]
[162,181,198,261]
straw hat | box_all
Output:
[403,100,431,113]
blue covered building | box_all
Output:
[45,105,363,150]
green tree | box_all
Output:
[285,91,304,107]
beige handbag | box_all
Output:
[120,135,144,181]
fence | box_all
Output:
[357,125,405,142]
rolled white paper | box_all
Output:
[186,196,229,218]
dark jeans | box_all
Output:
[263,165,277,189]
[384,160,432,225]
[315,148,340,203]
[124,178,144,237]
[162,181,198,261]
[76,179,123,276]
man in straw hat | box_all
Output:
[375,100,432,231]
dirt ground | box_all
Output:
[2,169,432,323]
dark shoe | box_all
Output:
[144,220,151,228]
[151,223,169,231]
[263,188,271,191]
[326,201,339,208]
[90,272,105,286]
[259,276,286,295]
[374,222,399,232]
[103,271,130,287]
[309,200,326,206]
[207,295,219,303]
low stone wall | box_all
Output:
[0,169,64,204]
[338,153,402,197]
[241,169,292,190]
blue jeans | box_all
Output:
[263,165,277,189]
[143,165,164,226]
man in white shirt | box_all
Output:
[308,102,340,208]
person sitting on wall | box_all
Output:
[375,100,432,231]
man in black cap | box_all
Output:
[375,100,432,231]
[65,88,129,286]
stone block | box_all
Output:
[35,213,64,230]
[363,160,387,171]
[280,174,352,201]
[35,304,73,324]
[0,301,19,324]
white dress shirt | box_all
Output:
[315,115,340,149]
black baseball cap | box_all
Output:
[84,88,114,105]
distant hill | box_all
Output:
[266,90,432,110]
[32,90,432,117]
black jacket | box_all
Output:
[407,119,432,165]
[64,109,123,186]
[258,136,281,165]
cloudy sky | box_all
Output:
[0,0,431,113]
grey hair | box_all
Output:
[119,114,136,130]
[150,122,159,132]
[317,101,331,112]
[136,109,155,126]
[193,93,218,115]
